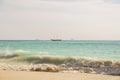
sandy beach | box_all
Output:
[0,70,120,80]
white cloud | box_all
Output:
[105,0,120,4]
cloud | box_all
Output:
[105,0,120,4]
[1,0,120,20]
[42,0,120,3]
[0,0,120,40]
[0,0,105,13]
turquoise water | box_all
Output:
[0,40,120,60]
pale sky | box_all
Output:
[0,0,120,40]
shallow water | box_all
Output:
[0,40,120,60]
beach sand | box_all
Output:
[0,70,120,80]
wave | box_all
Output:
[0,52,19,58]
[0,52,120,75]
[0,49,35,58]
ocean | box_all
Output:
[0,40,120,75]
[0,40,120,60]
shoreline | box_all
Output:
[0,70,120,80]
[0,62,120,75]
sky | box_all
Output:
[0,0,120,40]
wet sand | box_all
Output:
[0,70,120,80]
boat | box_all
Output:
[50,35,62,41]
[51,39,62,41]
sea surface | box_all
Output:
[0,40,120,75]
[0,40,120,60]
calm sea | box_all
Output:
[0,40,120,60]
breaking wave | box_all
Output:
[0,50,120,75]
[0,49,29,58]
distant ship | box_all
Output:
[51,39,62,41]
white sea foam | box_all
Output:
[14,49,30,53]
[37,51,50,55]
